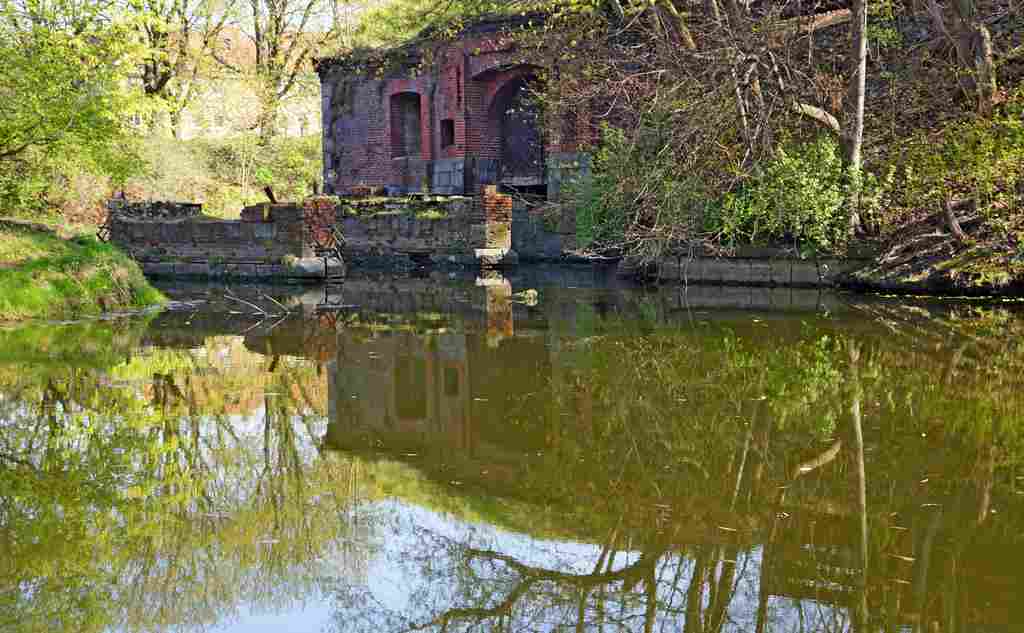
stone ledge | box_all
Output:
[618,256,873,288]
[141,258,344,281]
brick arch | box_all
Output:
[475,65,544,116]
[479,71,545,189]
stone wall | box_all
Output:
[109,202,310,263]
[108,190,518,278]
[108,200,339,280]
[339,186,517,268]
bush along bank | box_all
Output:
[0,221,165,321]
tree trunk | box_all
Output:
[849,341,869,633]
[258,98,280,144]
[973,24,998,115]
[949,0,998,114]
[943,196,968,242]
[844,0,868,236]
[169,108,183,140]
[656,0,697,50]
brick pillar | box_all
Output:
[303,196,339,252]
[468,186,517,267]
[480,185,511,250]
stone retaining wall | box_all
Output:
[107,189,518,279]
[338,186,518,269]
[107,195,871,286]
[108,199,340,281]
[618,252,872,287]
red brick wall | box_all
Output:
[321,31,591,195]
[479,185,512,250]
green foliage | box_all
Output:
[900,90,1024,239]
[350,0,552,47]
[867,0,903,49]
[570,124,872,257]
[129,135,322,217]
[570,121,712,253]
[710,136,849,254]
[0,1,144,215]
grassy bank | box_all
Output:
[0,221,164,321]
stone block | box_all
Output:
[467,224,488,248]
[768,287,794,308]
[658,259,682,282]
[770,259,791,286]
[142,262,174,277]
[748,260,772,285]
[254,223,276,240]
[267,204,303,224]
[701,259,732,284]
[191,223,216,243]
[242,204,268,223]
[223,222,242,242]
[208,222,231,243]
[181,263,210,277]
[791,261,822,286]
[226,263,257,278]
[257,264,286,278]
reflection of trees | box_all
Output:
[329,306,1024,632]
[330,506,781,633]
[0,334,372,633]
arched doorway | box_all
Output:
[390,92,422,158]
[490,76,545,192]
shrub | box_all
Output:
[568,120,875,258]
[710,135,850,254]
[898,89,1024,241]
[569,122,714,257]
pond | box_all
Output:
[1,268,1022,633]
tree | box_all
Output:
[844,0,868,235]
[217,0,345,141]
[0,0,143,209]
[927,0,999,115]
[129,0,237,137]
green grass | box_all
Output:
[0,225,165,321]
[0,225,76,264]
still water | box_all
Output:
[1,268,1022,633]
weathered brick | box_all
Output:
[317,20,592,197]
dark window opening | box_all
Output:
[395,356,427,419]
[444,367,459,397]
[456,67,462,107]
[390,92,422,158]
[441,119,455,149]
[502,183,548,200]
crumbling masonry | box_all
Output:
[315,15,593,199]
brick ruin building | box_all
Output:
[315,15,592,199]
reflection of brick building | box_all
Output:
[327,330,475,453]
[324,275,564,474]
[316,15,592,197]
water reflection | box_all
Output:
[0,273,1022,632]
